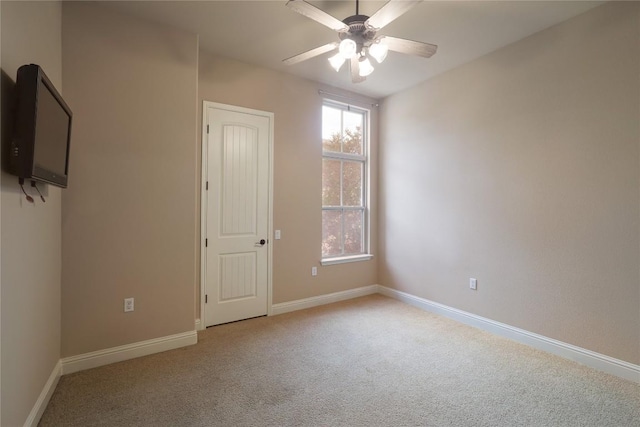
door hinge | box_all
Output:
[207,125,209,134]
[205,294,208,303]
[206,181,208,190]
[205,238,208,247]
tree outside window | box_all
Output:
[322,102,368,259]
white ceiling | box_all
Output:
[101,1,604,99]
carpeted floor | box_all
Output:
[40,294,639,426]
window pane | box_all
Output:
[321,102,368,260]
[343,111,363,155]
[343,210,363,255]
[322,210,342,257]
[342,161,362,207]
[322,106,342,153]
[322,159,341,206]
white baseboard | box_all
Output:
[61,330,198,375]
[24,359,61,427]
[55,286,638,383]
[377,285,640,383]
[271,284,379,316]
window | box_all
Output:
[321,101,371,264]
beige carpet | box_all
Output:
[40,294,639,426]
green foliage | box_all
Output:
[322,127,363,155]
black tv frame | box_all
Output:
[8,64,72,188]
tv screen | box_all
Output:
[9,64,72,188]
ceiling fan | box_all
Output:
[283,0,438,83]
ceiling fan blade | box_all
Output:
[350,57,366,83]
[283,43,339,65]
[382,36,438,58]
[365,0,422,31]
[286,0,349,32]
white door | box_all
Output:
[203,103,272,327]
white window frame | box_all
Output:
[321,100,373,265]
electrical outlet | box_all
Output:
[124,297,134,312]
[470,278,477,290]
[311,267,317,276]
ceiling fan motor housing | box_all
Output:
[339,15,377,52]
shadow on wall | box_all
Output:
[0,68,49,199]
[1,69,16,173]
[0,68,25,196]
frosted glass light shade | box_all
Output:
[338,39,357,59]
[369,41,388,63]
[358,57,374,77]
[328,53,346,72]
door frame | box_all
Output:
[200,101,274,330]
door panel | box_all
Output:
[220,125,257,236]
[204,105,271,327]
[219,252,256,301]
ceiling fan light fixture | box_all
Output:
[338,38,358,59]
[368,40,388,63]
[328,53,346,72]
[358,56,374,77]
[284,0,437,84]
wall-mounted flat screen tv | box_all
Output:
[8,64,72,188]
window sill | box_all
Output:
[321,254,374,266]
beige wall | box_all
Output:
[1,2,62,425]
[198,52,378,307]
[379,1,640,365]
[60,1,378,356]
[61,2,198,357]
